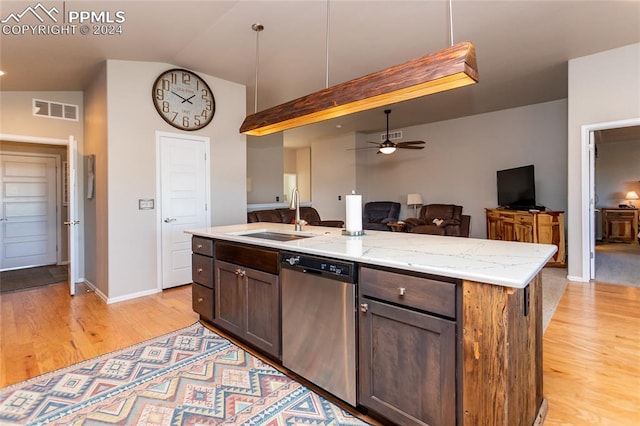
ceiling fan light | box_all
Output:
[240,41,478,136]
[379,146,396,154]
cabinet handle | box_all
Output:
[197,268,203,273]
[197,244,203,249]
[235,268,246,277]
[198,297,203,303]
[398,287,407,296]
[360,303,368,313]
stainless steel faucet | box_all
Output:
[290,187,301,231]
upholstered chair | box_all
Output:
[277,207,344,228]
[362,201,401,231]
[247,207,344,228]
[405,204,470,237]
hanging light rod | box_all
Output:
[240,41,478,136]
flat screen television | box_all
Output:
[497,164,537,210]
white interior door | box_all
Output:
[65,136,79,295]
[159,134,209,289]
[0,154,57,271]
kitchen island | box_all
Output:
[186,222,556,426]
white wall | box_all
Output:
[105,60,246,300]
[357,100,568,238]
[296,147,311,202]
[568,43,640,280]
[311,132,357,221]
[247,133,284,204]
[595,139,640,208]
[83,64,108,293]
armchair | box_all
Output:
[362,201,401,231]
[405,204,470,237]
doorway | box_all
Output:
[591,125,640,287]
[0,136,77,295]
[582,119,640,286]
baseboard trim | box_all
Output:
[566,275,589,282]
[107,288,161,304]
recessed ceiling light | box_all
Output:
[0,71,5,76]
[336,124,342,128]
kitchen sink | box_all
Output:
[240,231,314,242]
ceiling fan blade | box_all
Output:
[347,146,381,151]
[366,141,382,145]
[396,141,425,147]
[397,145,424,149]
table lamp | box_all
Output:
[407,193,423,217]
[626,191,639,207]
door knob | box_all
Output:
[164,218,177,223]
[360,303,368,313]
[64,220,80,226]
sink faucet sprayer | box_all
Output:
[290,187,301,231]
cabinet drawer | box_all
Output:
[605,211,634,219]
[360,267,456,319]
[192,254,214,288]
[192,283,214,323]
[215,242,278,275]
[192,237,214,257]
[514,214,533,223]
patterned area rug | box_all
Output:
[0,322,369,425]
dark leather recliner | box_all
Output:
[247,207,344,228]
[362,201,401,231]
[405,204,470,237]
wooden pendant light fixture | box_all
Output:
[240,41,479,136]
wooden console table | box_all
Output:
[601,208,639,244]
[486,208,566,266]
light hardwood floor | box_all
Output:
[1,280,639,425]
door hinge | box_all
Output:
[590,251,594,259]
[205,203,208,211]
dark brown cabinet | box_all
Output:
[213,242,281,360]
[191,237,214,323]
[358,267,457,426]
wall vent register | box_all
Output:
[32,99,79,121]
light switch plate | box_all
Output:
[139,199,154,210]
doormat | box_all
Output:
[0,265,68,294]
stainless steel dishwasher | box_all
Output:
[280,252,357,405]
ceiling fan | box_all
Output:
[362,109,426,154]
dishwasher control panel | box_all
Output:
[281,252,355,282]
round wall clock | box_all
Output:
[152,68,215,131]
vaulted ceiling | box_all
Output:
[1,1,639,143]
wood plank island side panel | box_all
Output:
[461,276,544,425]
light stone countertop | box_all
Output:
[186,222,557,289]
